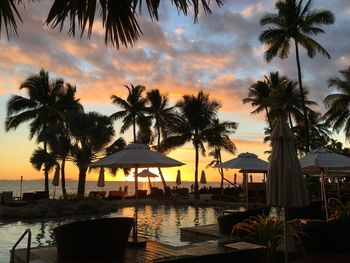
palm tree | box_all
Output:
[1,0,223,47]
[146,89,175,149]
[111,84,148,143]
[259,0,334,152]
[47,83,83,196]
[269,79,317,130]
[69,111,115,196]
[206,119,237,195]
[5,69,64,193]
[30,148,58,181]
[324,67,350,140]
[243,80,273,129]
[161,91,221,195]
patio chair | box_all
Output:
[54,217,134,262]
[107,190,126,200]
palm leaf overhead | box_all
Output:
[324,67,350,140]
[1,0,223,47]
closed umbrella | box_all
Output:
[200,170,207,184]
[176,170,181,186]
[52,165,60,199]
[97,168,105,188]
[218,152,268,209]
[89,143,184,244]
[299,147,350,220]
[233,173,237,184]
[267,120,309,263]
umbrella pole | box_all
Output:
[19,176,23,200]
[283,207,288,263]
[321,169,329,221]
[337,177,341,200]
[148,177,152,191]
[245,172,248,210]
[133,167,139,241]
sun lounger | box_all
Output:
[54,217,134,262]
[107,190,126,200]
[88,191,106,198]
[0,191,27,206]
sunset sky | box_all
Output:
[0,0,349,184]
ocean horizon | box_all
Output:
[0,179,227,198]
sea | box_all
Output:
[0,179,225,198]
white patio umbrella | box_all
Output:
[89,143,184,243]
[136,169,158,190]
[176,170,181,186]
[267,120,309,263]
[299,148,350,220]
[218,152,268,209]
[52,165,60,199]
[200,170,207,184]
[97,167,105,188]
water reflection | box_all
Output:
[1,205,229,262]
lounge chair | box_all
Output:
[0,191,27,206]
[88,191,106,199]
[54,217,134,262]
[107,190,126,200]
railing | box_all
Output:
[10,228,31,263]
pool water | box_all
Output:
[0,205,232,262]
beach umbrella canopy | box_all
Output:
[135,169,158,190]
[218,152,268,171]
[299,147,350,220]
[218,152,268,209]
[89,143,184,243]
[176,170,181,186]
[97,168,105,188]
[267,120,309,263]
[200,170,207,184]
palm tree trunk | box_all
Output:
[133,118,137,143]
[265,107,273,130]
[157,124,161,149]
[295,40,310,153]
[61,158,67,197]
[194,144,199,198]
[43,140,49,193]
[77,166,88,196]
[218,151,225,196]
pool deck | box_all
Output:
[13,239,266,263]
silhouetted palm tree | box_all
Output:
[5,69,64,193]
[206,118,237,194]
[324,67,350,140]
[259,0,334,152]
[1,0,223,47]
[161,91,220,195]
[243,80,273,129]
[111,84,148,143]
[146,89,175,149]
[69,111,115,196]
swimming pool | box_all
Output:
[0,205,236,262]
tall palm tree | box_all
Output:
[47,83,83,196]
[146,89,175,149]
[206,119,237,195]
[1,0,223,47]
[69,111,115,196]
[324,67,350,140]
[259,0,334,152]
[111,84,148,143]
[161,91,221,195]
[5,69,64,193]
